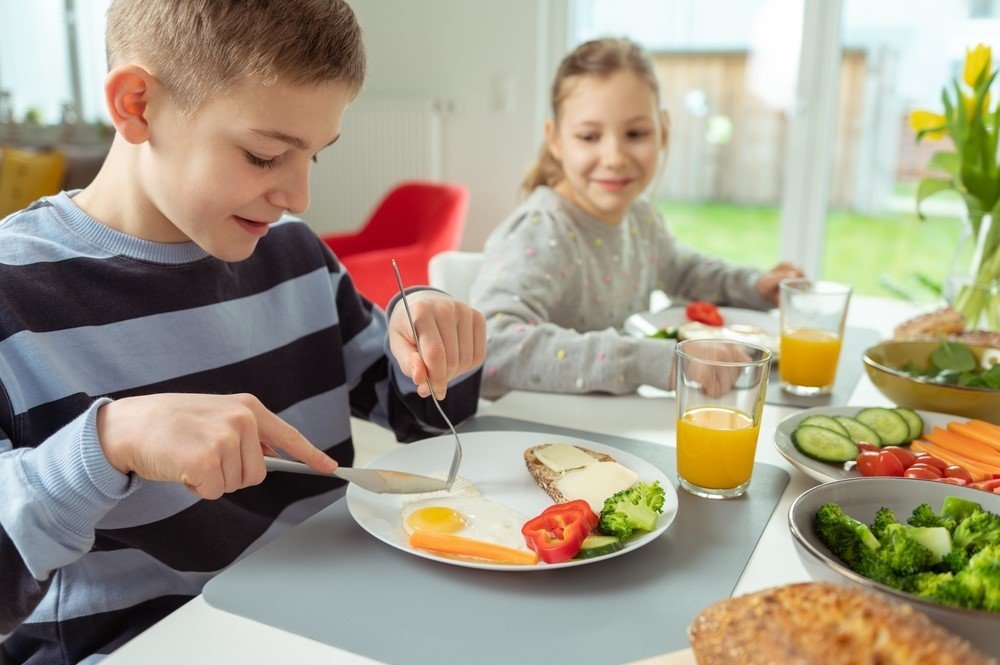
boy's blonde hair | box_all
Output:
[106,0,366,114]
[522,38,665,195]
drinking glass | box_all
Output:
[675,339,771,499]
[778,278,852,396]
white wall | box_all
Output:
[314,0,567,251]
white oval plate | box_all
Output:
[624,306,779,357]
[773,406,963,483]
[345,431,678,571]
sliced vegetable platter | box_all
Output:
[774,407,960,484]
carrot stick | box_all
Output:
[408,531,539,565]
[967,419,1000,439]
[949,421,1000,452]
[924,427,1000,466]
[911,440,995,482]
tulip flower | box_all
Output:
[909,109,947,140]
[964,43,991,87]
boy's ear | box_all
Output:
[104,64,157,144]
[545,119,561,161]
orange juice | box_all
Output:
[779,327,842,388]
[676,406,759,490]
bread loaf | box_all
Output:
[523,444,615,503]
[688,582,995,665]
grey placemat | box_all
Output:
[765,326,881,408]
[203,416,790,665]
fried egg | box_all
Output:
[401,496,529,551]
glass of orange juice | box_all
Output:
[675,339,771,499]
[778,278,852,396]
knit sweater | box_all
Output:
[469,186,771,399]
[0,192,481,664]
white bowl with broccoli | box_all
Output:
[788,476,1000,655]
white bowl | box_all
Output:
[788,476,1000,654]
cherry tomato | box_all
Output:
[856,441,878,453]
[856,451,881,476]
[944,465,974,483]
[934,477,968,486]
[874,450,905,477]
[969,478,1000,491]
[912,455,949,471]
[881,446,917,470]
[907,462,943,478]
[905,466,942,480]
[685,301,724,327]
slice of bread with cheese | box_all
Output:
[524,443,638,514]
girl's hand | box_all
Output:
[756,262,805,305]
[97,393,337,499]
[388,291,486,399]
[677,340,752,397]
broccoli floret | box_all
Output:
[815,503,879,567]
[909,571,981,609]
[953,510,1000,554]
[876,523,934,576]
[941,496,982,526]
[938,546,970,574]
[965,546,1000,612]
[597,481,665,541]
[908,502,956,531]
[871,507,899,539]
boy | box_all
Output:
[0,1,485,662]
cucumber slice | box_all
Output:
[792,425,860,463]
[833,416,883,447]
[854,407,910,446]
[574,534,625,559]
[798,415,850,437]
[893,407,924,441]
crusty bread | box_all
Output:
[523,444,615,503]
[893,306,1000,349]
[688,582,995,665]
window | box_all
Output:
[572,0,1000,302]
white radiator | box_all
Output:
[306,97,445,235]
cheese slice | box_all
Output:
[534,443,598,473]
[555,462,639,515]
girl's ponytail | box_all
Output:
[521,141,563,195]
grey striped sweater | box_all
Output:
[0,192,481,664]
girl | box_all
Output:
[470,38,801,399]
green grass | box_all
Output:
[659,201,963,303]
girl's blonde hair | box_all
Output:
[105,0,366,115]
[522,38,664,195]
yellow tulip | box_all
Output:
[909,109,947,140]
[963,92,992,119]
[964,43,992,88]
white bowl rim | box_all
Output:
[788,476,1000,620]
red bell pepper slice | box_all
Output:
[521,507,591,564]
[685,301,724,327]
[541,499,599,531]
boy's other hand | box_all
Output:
[755,262,805,305]
[388,291,486,400]
[97,393,338,499]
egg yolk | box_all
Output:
[406,506,467,534]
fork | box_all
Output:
[391,259,463,489]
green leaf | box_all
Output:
[931,341,978,372]
[928,151,960,176]
[961,163,998,212]
[982,365,1000,389]
[915,178,954,218]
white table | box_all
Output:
[104,296,916,664]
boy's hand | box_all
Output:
[388,291,486,399]
[97,393,337,499]
[755,262,805,305]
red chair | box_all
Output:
[322,181,469,309]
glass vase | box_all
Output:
[943,212,1000,331]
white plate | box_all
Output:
[345,431,678,571]
[624,306,779,357]
[773,406,960,483]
